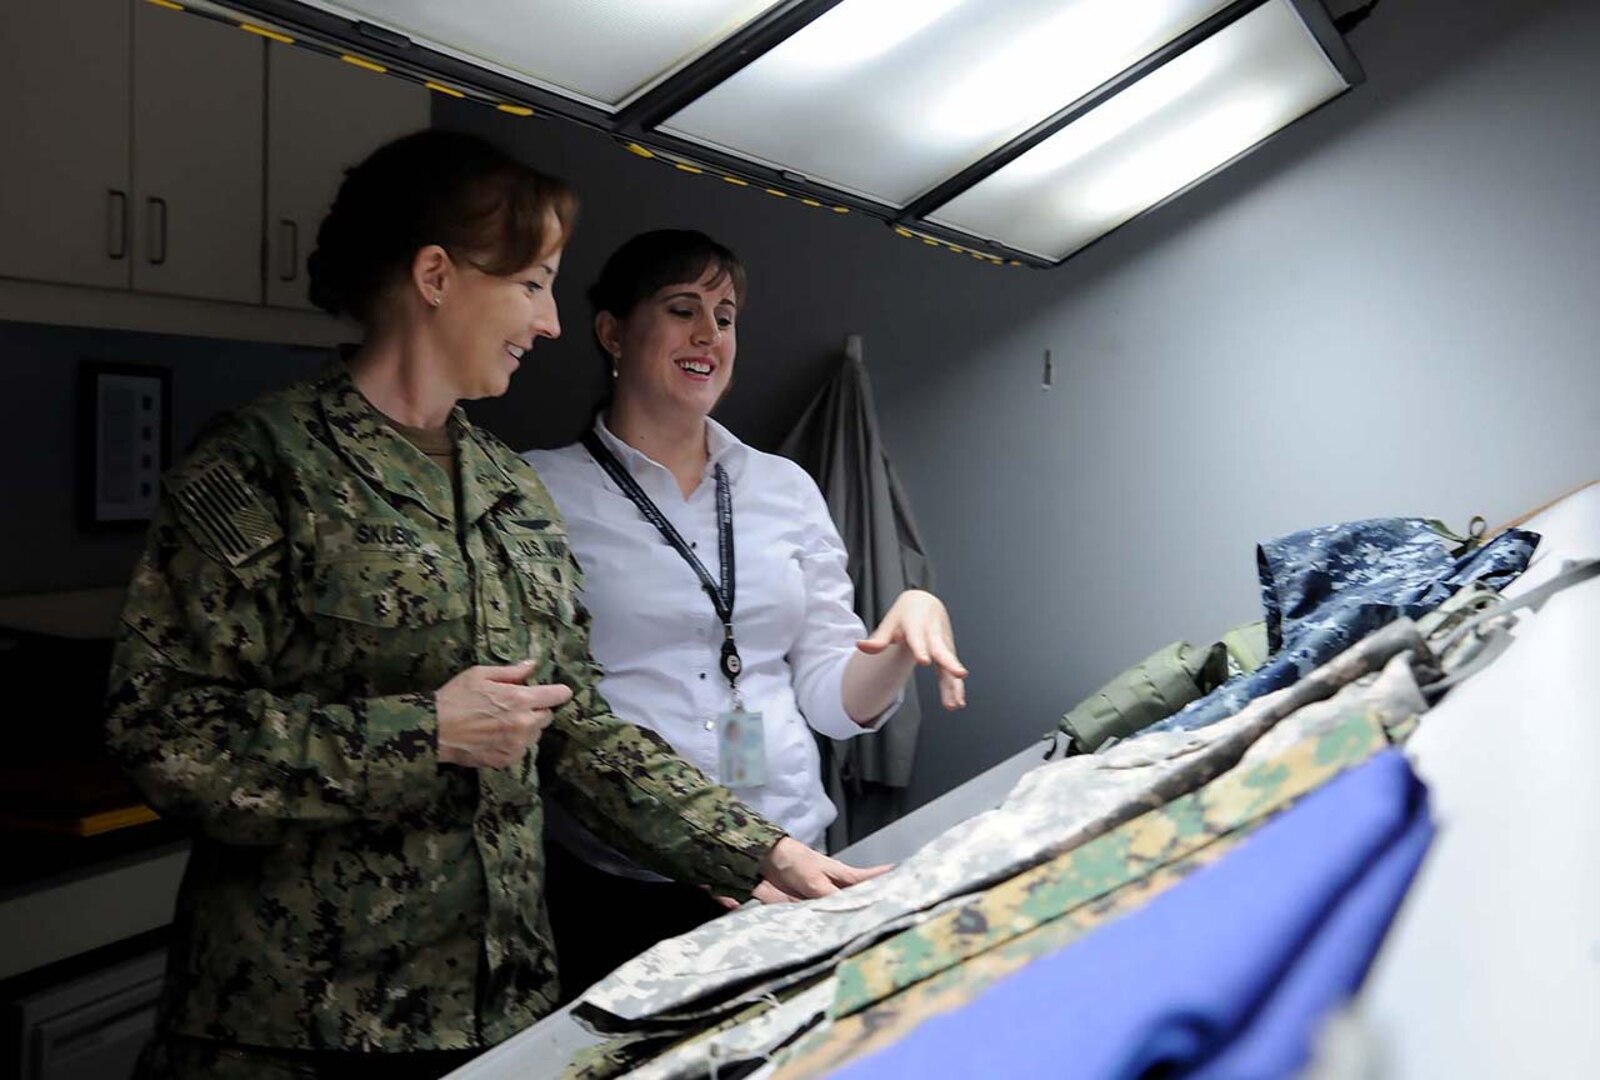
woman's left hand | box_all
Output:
[857,589,968,709]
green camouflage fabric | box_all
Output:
[580,617,1429,1027]
[831,653,1427,1019]
[773,839,1247,1080]
[105,365,785,1054]
[775,705,1402,1079]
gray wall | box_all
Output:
[0,323,326,594]
[873,0,1600,808]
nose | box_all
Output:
[690,308,718,346]
[532,295,561,341]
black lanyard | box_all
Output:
[582,432,743,692]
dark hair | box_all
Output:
[307,129,577,323]
[587,229,747,324]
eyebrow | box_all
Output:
[537,262,557,277]
[662,290,737,308]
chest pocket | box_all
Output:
[310,549,470,626]
[495,521,579,625]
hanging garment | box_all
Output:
[578,618,1427,1027]
[1143,518,1536,735]
[824,751,1433,1080]
[780,344,934,848]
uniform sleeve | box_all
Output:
[105,437,454,846]
[536,555,785,899]
[785,468,901,740]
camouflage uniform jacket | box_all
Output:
[105,366,785,1052]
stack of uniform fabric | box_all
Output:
[550,516,1547,1080]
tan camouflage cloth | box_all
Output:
[763,656,1427,1079]
[830,651,1429,1021]
[577,641,1429,1080]
[105,365,785,1053]
[578,618,1431,1030]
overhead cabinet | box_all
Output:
[0,1,427,313]
[0,0,135,291]
[265,41,430,310]
[131,0,265,304]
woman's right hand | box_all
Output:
[435,659,574,768]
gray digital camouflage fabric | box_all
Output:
[105,365,784,1053]
[579,617,1428,1026]
[600,644,1428,1080]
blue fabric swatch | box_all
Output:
[830,752,1432,1080]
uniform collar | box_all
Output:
[592,413,747,488]
[317,364,518,525]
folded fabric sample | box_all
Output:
[1145,518,1535,734]
[771,836,1248,1080]
[1055,639,1229,754]
[826,751,1433,1080]
[579,619,1429,1026]
[833,653,1427,1020]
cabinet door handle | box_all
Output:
[146,197,168,266]
[107,190,129,260]
[277,219,299,282]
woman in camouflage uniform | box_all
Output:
[106,131,876,1080]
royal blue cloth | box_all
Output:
[830,752,1434,1080]
[1145,519,1537,734]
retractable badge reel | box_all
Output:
[716,631,766,788]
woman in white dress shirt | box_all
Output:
[524,230,967,995]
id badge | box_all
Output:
[716,709,767,788]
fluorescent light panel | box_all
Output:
[291,0,783,110]
[927,0,1350,261]
[660,0,1237,207]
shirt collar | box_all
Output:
[592,413,748,486]
[318,362,518,524]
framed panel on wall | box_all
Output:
[77,361,172,531]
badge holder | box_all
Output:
[715,637,766,788]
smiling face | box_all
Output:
[423,235,564,402]
[603,263,739,422]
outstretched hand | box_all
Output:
[857,589,968,709]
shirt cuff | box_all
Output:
[806,654,905,740]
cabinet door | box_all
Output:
[131,2,264,303]
[265,44,431,310]
[0,0,133,290]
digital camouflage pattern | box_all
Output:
[105,366,785,1053]
[579,617,1430,1028]
[1145,517,1535,735]
[831,662,1423,1020]
[775,705,1402,1080]
[772,840,1247,1080]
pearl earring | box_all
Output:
[431,294,442,307]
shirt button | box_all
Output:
[698,672,706,680]
[704,719,715,731]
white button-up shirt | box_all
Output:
[524,416,892,867]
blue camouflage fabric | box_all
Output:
[105,365,785,1055]
[1144,518,1536,735]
